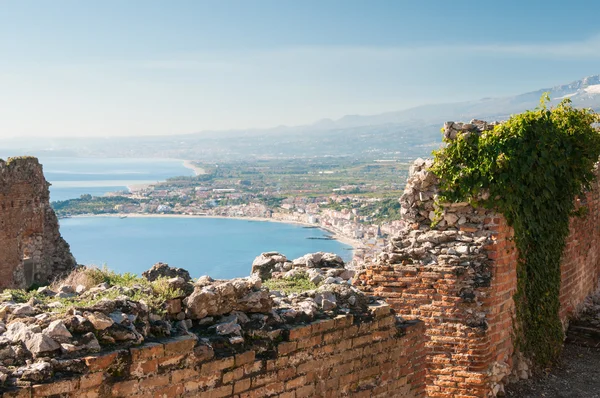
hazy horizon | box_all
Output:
[1,0,600,139]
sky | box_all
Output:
[1,0,599,138]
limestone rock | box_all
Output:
[78,332,101,352]
[25,333,60,357]
[293,252,344,269]
[184,276,272,319]
[12,304,36,316]
[316,284,368,312]
[315,291,337,311]
[142,262,191,282]
[64,315,95,334]
[213,319,242,336]
[19,361,53,382]
[6,322,32,342]
[42,320,72,343]
[85,312,114,331]
[251,252,288,280]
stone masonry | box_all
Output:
[0,157,76,289]
[2,134,600,397]
[3,305,426,398]
[356,120,600,397]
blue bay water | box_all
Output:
[59,217,353,279]
[37,157,194,202]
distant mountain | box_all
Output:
[3,75,599,161]
[304,75,600,130]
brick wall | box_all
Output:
[3,305,426,398]
[0,157,75,289]
[358,161,600,397]
[357,215,513,398]
[559,187,600,322]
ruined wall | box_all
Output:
[356,155,510,398]
[357,120,600,397]
[3,138,600,398]
[3,306,426,398]
[0,157,76,289]
[559,184,600,321]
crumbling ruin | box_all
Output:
[355,120,600,397]
[0,157,76,289]
[1,138,599,398]
[0,258,425,397]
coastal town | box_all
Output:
[52,159,412,266]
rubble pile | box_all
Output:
[375,156,496,272]
[0,255,374,389]
[354,152,500,329]
[251,251,355,284]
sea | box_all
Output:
[9,156,353,278]
[39,157,195,202]
[60,216,353,279]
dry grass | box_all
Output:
[51,266,102,291]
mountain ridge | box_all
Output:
[2,74,599,161]
[300,74,600,131]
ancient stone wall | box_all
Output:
[356,120,600,397]
[3,141,600,398]
[0,157,76,289]
[355,156,509,397]
[3,305,426,398]
[559,183,600,321]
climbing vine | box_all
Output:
[430,96,600,365]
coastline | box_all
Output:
[124,160,204,192]
[182,160,206,176]
[66,213,363,250]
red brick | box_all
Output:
[164,335,197,355]
[235,350,255,366]
[84,351,120,372]
[130,342,165,361]
[234,378,252,394]
[112,380,140,396]
[32,379,79,396]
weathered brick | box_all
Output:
[294,384,315,398]
[164,335,198,355]
[80,373,104,390]
[1,388,32,398]
[112,380,140,396]
[234,378,252,394]
[131,359,158,377]
[139,374,170,390]
[84,351,120,372]
[130,342,165,361]
[172,368,199,383]
[288,325,312,340]
[201,357,235,375]
[153,383,184,398]
[32,379,79,396]
[235,350,255,367]
[223,367,244,384]
[277,341,297,355]
[157,354,186,368]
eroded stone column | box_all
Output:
[0,157,76,289]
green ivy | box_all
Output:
[430,96,600,365]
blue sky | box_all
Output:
[1,0,599,137]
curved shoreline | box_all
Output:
[65,213,363,252]
[182,160,206,176]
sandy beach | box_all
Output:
[68,213,363,250]
[182,160,206,176]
